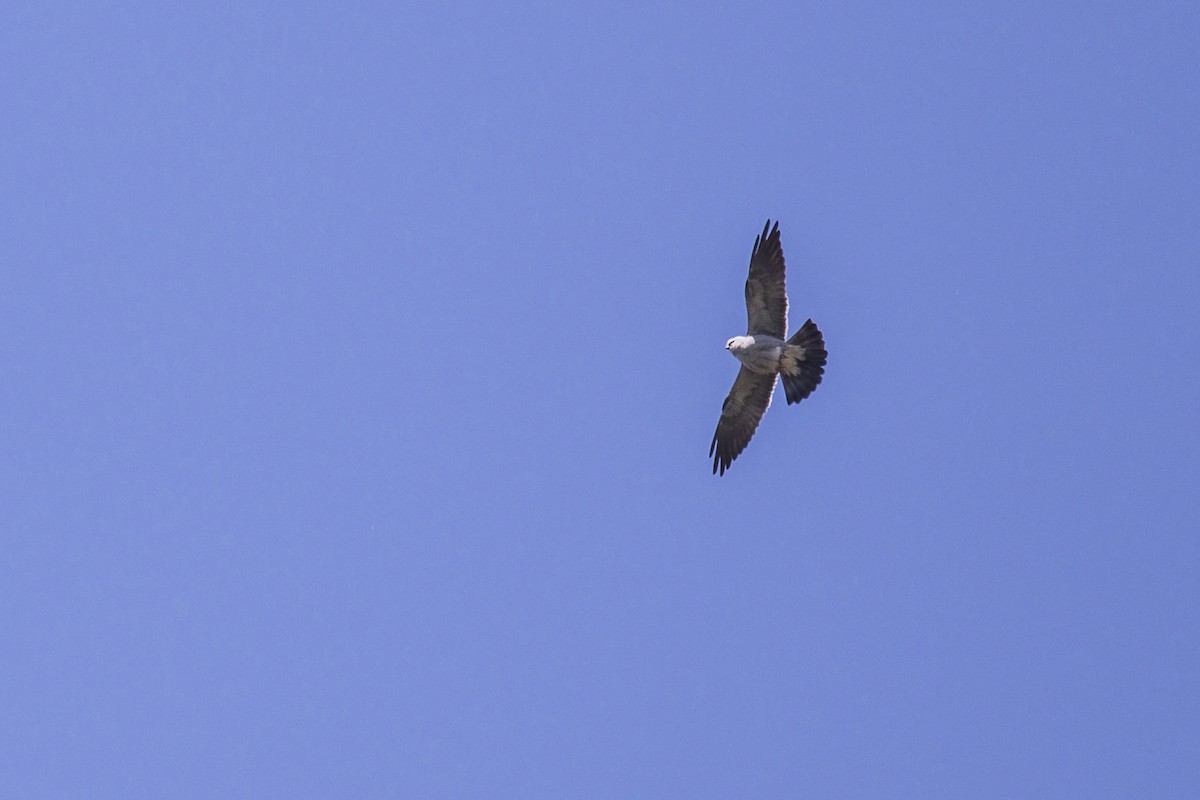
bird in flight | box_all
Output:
[710,220,827,476]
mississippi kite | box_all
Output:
[710,220,827,475]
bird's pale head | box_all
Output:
[726,335,752,352]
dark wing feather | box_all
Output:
[744,219,788,338]
[709,367,777,476]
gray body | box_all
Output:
[726,334,786,374]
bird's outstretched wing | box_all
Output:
[710,367,777,476]
[744,220,788,339]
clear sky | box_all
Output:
[3,2,1198,797]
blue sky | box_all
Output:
[3,1,1198,797]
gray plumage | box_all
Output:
[710,220,827,476]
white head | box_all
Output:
[725,335,752,353]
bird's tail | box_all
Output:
[780,319,827,405]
